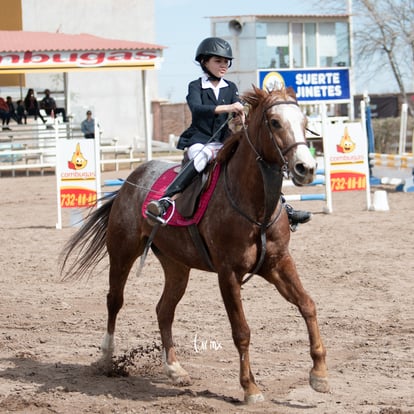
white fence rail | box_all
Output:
[0,124,150,176]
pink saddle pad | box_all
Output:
[142,164,221,226]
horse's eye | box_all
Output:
[270,119,281,129]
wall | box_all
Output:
[152,100,191,142]
[0,0,23,86]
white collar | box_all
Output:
[201,74,228,90]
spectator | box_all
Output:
[6,96,19,124]
[81,110,95,138]
[16,100,27,124]
[24,88,46,124]
[0,96,11,130]
[40,89,68,122]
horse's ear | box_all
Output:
[252,84,261,94]
[285,86,298,101]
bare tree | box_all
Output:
[355,0,413,112]
[313,0,414,113]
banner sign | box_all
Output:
[323,122,369,192]
[57,140,98,208]
[258,68,350,103]
[0,50,161,73]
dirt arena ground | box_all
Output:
[0,169,413,414]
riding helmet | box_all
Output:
[195,37,234,63]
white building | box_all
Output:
[0,0,159,146]
[209,14,353,117]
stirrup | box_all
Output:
[146,198,174,226]
[146,210,168,226]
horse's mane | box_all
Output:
[216,131,241,163]
[242,85,297,110]
[216,86,297,164]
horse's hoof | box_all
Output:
[92,356,113,375]
[309,372,330,393]
[245,393,265,404]
[164,361,192,386]
[170,373,192,386]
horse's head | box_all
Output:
[242,86,316,186]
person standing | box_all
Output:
[80,110,95,138]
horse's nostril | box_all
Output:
[295,163,306,176]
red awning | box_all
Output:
[0,30,165,73]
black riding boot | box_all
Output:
[281,196,312,231]
[146,161,199,225]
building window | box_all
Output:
[334,22,350,67]
[292,23,303,68]
[266,22,289,68]
[304,23,317,67]
[319,22,349,67]
[254,19,349,70]
[319,22,337,66]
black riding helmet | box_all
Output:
[195,37,234,67]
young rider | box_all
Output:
[146,37,311,228]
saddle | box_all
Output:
[176,162,214,218]
[143,161,221,227]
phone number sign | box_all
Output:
[60,187,97,208]
[330,171,366,191]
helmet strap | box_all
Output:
[201,63,221,82]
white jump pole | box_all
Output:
[399,103,408,155]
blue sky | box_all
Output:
[154,0,327,102]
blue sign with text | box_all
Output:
[258,68,351,102]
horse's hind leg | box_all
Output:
[99,238,143,369]
[264,254,329,393]
[155,255,191,385]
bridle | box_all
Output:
[243,99,308,171]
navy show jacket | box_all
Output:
[177,77,241,150]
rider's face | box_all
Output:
[204,56,230,78]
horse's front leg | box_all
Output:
[264,254,329,393]
[218,271,264,404]
[156,258,191,385]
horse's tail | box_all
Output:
[60,193,116,280]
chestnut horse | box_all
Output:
[61,86,329,403]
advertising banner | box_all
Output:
[324,123,369,192]
[258,68,350,103]
[57,139,98,209]
[321,120,371,212]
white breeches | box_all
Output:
[187,142,223,173]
